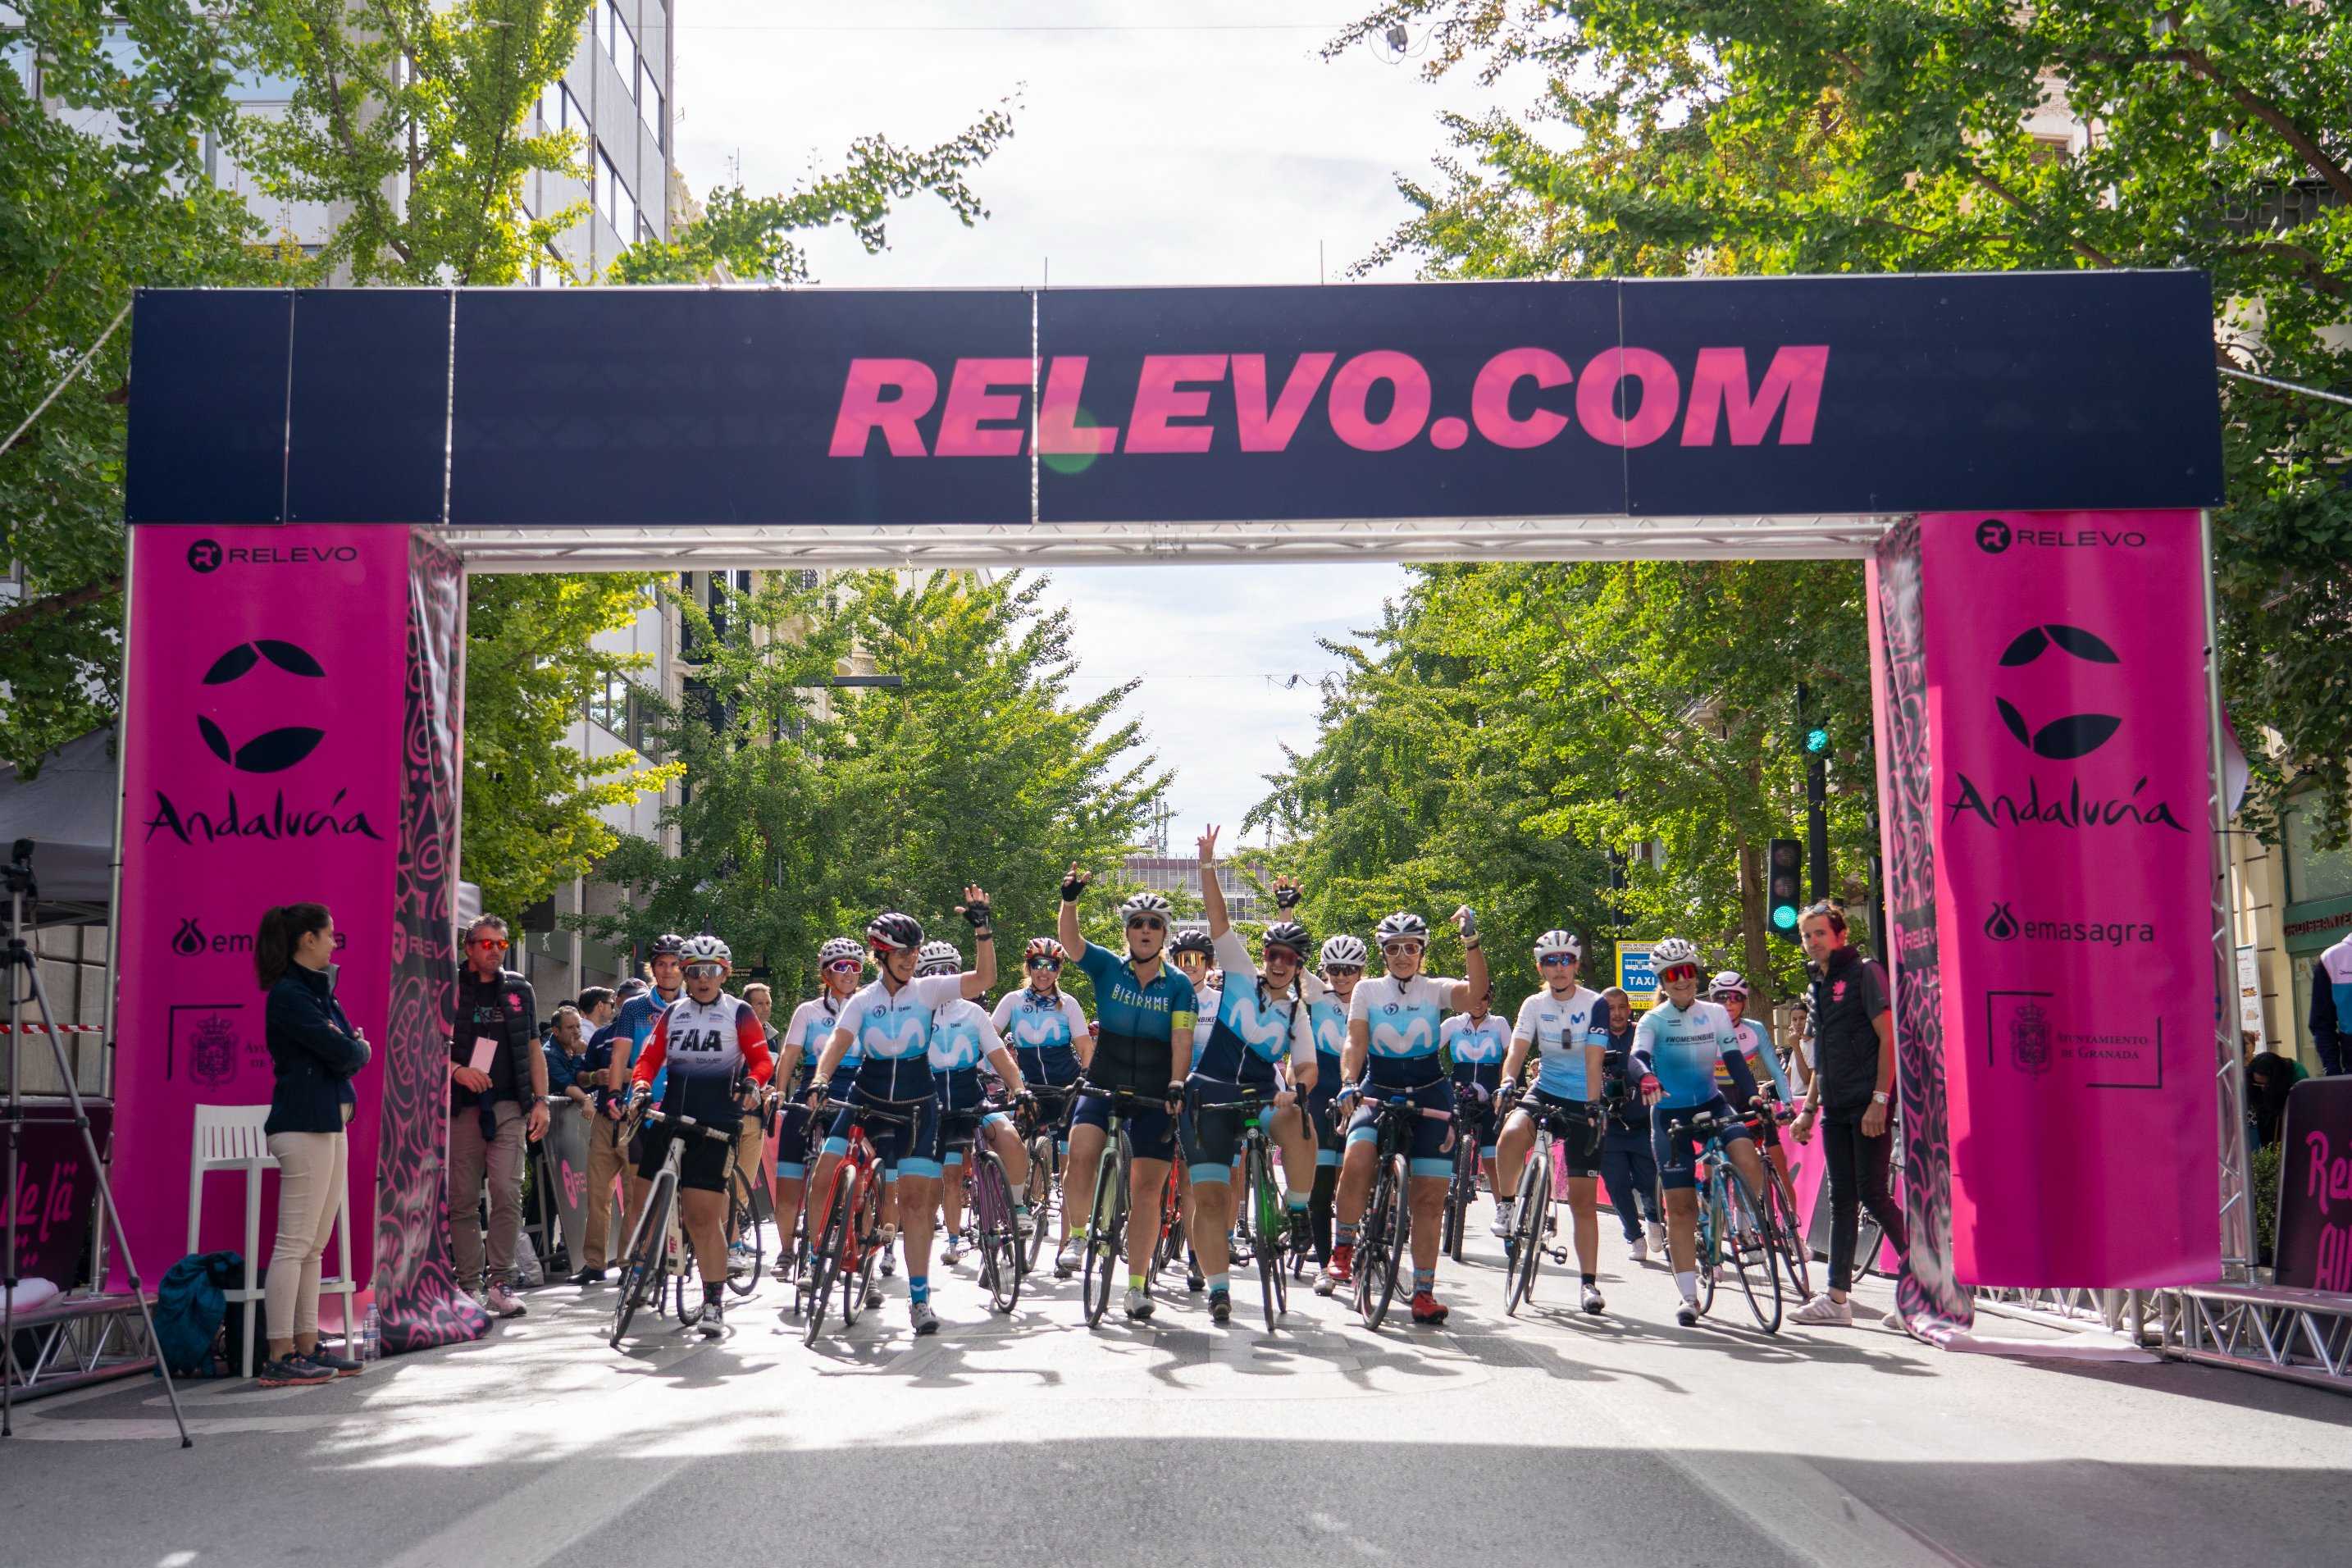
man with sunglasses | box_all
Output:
[448,914,547,1320]
[1495,931,1611,1314]
[994,937,1091,1265]
[1334,905,1489,1325]
[1057,866,1199,1320]
[1189,826,1319,1324]
[1632,937,1771,1328]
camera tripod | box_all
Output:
[2,837,189,1444]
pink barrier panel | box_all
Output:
[1907,510,2218,1288]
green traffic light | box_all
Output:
[1804,727,1830,754]
[1771,905,1798,929]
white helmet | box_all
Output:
[818,936,865,968]
[679,934,731,968]
[1708,970,1750,1000]
[1320,934,1367,969]
[1374,911,1429,948]
[1533,930,1582,961]
[1119,892,1174,924]
[1652,937,1699,969]
[916,939,961,978]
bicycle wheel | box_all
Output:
[1251,1142,1287,1331]
[1694,1179,1721,1317]
[1023,1133,1055,1272]
[843,1172,881,1328]
[673,1226,704,1327]
[1766,1165,1814,1300]
[1443,1129,1476,1263]
[1504,1142,1548,1318]
[801,1169,852,1347]
[1725,1166,1783,1333]
[725,1161,763,1297]
[975,1154,1022,1314]
[1151,1167,1184,1279]
[609,1178,672,1348]
[1081,1131,1128,1328]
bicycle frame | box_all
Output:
[609,1108,736,1348]
[1350,1090,1452,1330]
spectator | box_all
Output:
[2245,1047,2305,1150]
[1789,902,1906,1329]
[1784,997,1814,1098]
[449,914,547,1320]
[544,1005,591,1105]
[728,982,781,1255]
[1593,986,1664,1264]
[566,985,627,1286]
[255,902,370,1388]
[2313,934,2350,1076]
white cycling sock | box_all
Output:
[1675,1269,1698,1303]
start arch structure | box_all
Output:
[108,271,2240,1353]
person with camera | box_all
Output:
[448,914,547,1320]
[253,902,371,1388]
[1593,987,1666,1263]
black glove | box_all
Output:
[1060,869,1090,902]
[1274,883,1301,911]
[1165,1081,1187,1111]
[962,895,992,931]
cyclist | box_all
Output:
[1330,906,1489,1325]
[624,936,773,1338]
[1165,927,1221,1290]
[1441,991,1511,1201]
[609,933,686,1276]
[1633,937,1771,1328]
[1056,868,1197,1321]
[770,937,865,1279]
[1710,971,1795,1192]
[805,891,998,1338]
[919,940,1033,1262]
[1494,931,1610,1314]
[991,937,1091,1258]
[1301,924,1364,1284]
[1189,826,1319,1324]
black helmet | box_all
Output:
[866,912,924,953]
[1261,921,1312,961]
[650,932,686,959]
[1169,929,1215,959]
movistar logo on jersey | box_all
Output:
[1370,1017,1435,1057]
[1221,992,1292,1056]
[861,1012,929,1060]
[1011,1014,1069,1048]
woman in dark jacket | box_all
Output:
[255,903,371,1388]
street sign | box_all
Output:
[1617,941,1659,1008]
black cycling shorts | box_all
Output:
[1071,1088,1177,1164]
[1519,1088,1603,1178]
[636,1122,736,1194]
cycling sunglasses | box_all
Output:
[1658,963,1702,985]
[1025,957,1063,971]
[823,959,862,975]
[469,937,508,952]
[683,961,725,980]
[1126,917,1166,932]
[1380,940,1425,956]
[1322,964,1363,978]
[1538,953,1579,967]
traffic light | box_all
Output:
[1767,837,1803,942]
[1803,724,1830,755]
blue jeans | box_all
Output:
[1598,1130,1660,1242]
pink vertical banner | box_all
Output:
[112,525,408,1297]
[1917,510,2218,1287]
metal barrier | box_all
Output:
[2154,1282,2352,1394]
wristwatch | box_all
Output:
[1871,1091,1890,1105]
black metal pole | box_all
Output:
[1798,682,1830,902]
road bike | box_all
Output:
[1442,1087,1493,1263]
[948,1091,1027,1315]
[1349,1088,1453,1330]
[1018,1086,1075,1274]
[722,1139,764,1299]
[1207,1087,1295,1332]
[800,1096,919,1347]
[1745,1098,1814,1301]
[1149,1165,1186,1283]
[1502,1095,1602,1318]
[1667,1107,1793,1333]
[609,1107,739,1349]
[1073,1083,1172,1328]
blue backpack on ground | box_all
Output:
[152,1251,244,1377]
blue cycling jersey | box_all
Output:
[991,987,1087,1083]
[836,973,964,1101]
[1441,1012,1511,1067]
[1074,940,1198,1093]
[1632,998,1745,1110]
[1193,929,1311,1086]
[928,996,999,1073]
[1348,973,1462,1090]
[1513,985,1607,1100]
[615,986,681,1101]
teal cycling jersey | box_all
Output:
[1348,973,1463,1089]
[1632,998,1745,1110]
[835,973,964,1100]
[1720,1016,1791,1100]
[1074,940,1199,1093]
[1513,985,1607,1099]
[616,985,681,1100]
[1194,929,1312,1086]
[991,987,1087,1079]
[781,994,844,1095]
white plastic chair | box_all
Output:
[186,1105,357,1377]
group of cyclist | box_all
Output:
[596,830,1850,1342]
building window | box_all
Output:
[606,1,638,84]
[637,58,663,148]
[595,144,636,239]
[559,83,586,137]
[2285,800,2352,905]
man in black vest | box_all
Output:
[1789,901,1907,1329]
[449,914,548,1318]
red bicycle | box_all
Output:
[800,1097,917,1347]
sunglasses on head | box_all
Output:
[824,959,862,974]
[1127,917,1165,932]
[470,937,508,951]
[1026,957,1062,971]
[683,962,724,979]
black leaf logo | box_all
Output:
[2043,624,2118,663]
[197,716,234,765]
[202,645,261,686]
[2029,713,2122,761]
[1998,627,2049,667]
[230,726,326,774]
[1995,698,2032,750]
[1994,622,2127,760]
[195,638,330,773]
[256,640,325,677]
[172,917,206,956]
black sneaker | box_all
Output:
[1186,1263,1205,1293]
[1207,1288,1232,1324]
[569,1265,608,1287]
[256,1356,332,1388]
[298,1347,364,1379]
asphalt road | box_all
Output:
[7,1207,2349,1568]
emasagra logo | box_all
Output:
[198,639,326,773]
[1994,622,2122,761]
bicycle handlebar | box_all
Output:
[639,1107,738,1143]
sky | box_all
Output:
[668,0,1528,836]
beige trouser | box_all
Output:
[264,1129,348,1342]
[581,1112,632,1269]
[449,1101,526,1288]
